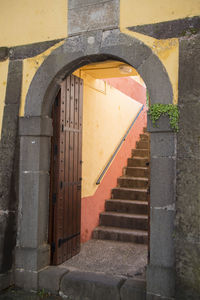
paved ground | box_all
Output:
[62,239,147,278]
[0,287,62,300]
[0,240,147,299]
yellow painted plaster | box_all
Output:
[20,40,64,116]
[120,0,200,28]
[0,60,9,140]
[79,61,138,79]
[0,0,67,47]
[121,28,179,104]
[75,72,142,197]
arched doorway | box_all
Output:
[16,29,176,298]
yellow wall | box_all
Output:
[0,0,67,47]
[0,60,9,139]
[20,41,64,116]
[121,28,179,104]
[1,0,197,137]
[120,0,200,28]
[75,72,142,197]
[120,0,200,105]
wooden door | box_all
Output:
[49,74,83,265]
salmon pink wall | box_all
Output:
[81,77,147,243]
[105,77,146,105]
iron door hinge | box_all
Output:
[58,232,80,247]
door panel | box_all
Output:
[49,74,83,265]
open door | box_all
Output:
[49,74,83,265]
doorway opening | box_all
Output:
[48,60,150,278]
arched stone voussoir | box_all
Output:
[25,29,173,117]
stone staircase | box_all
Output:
[92,128,150,244]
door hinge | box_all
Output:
[58,232,80,247]
[60,181,63,189]
[61,124,64,132]
[52,193,56,204]
[51,242,56,253]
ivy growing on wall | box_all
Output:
[148,103,179,132]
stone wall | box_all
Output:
[176,32,200,299]
[0,60,22,289]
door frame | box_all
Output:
[16,29,176,298]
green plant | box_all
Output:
[37,288,49,299]
[146,89,150,109]
[148,103,179,132]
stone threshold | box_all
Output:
[38,266,146,300]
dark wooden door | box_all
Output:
[49,74,83,265]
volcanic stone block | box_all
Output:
[120,278,146,300]
[150,157,175,207]
[150,132,176,157]
[19,136,50,172]
[147,265,175,299]
[39,266,69,293]
[15,269,38,290]
[150,209,175,267]
[15,245,50,271]
[18,173,49,248]
[138,54,173,105]
[19,116,53,137]
[68,0,119,35]
[60,271,124,300]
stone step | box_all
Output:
[92,226,148,244]
[132,149,149,158]
[105,199,148,214]
[124,166,149,178]
[140,133,149,141]
[112,187,148,201]
[136,140,149,149]
[100,212,148,230]
[118,176,148,189]
[127,157,149,167]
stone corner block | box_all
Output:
[150,157,176,207]
[150,208,175,267]
[68,0,119,36]
[146,265,175,298]
[19,116,53,137]
[15,245,50,271]
[147,115,173,133]
[15,269,38,290]
[120,278,146,300]
[60,270,124,300]
[39,266,69,293]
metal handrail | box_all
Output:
[96,104,144,185]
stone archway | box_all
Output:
[16,29,176,299]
